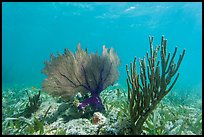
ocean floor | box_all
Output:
[2,86,202,135]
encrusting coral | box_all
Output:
[42,44,120,112]
[126,36,185,135]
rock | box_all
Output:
[98,126,117,135]
[34,100,59,122]
[64,118,98,135]
[44,118,65,135]
[92,112,107,126]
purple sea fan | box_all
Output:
[42,44,120,112]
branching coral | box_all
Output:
[126,36,185,135]
[42,44,120,112]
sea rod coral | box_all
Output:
[126,36,185,135]
[42,44,120,112]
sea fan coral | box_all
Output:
[42,44,120,112]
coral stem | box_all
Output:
[78,93,105,112]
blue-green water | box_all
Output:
[2,2,202,95]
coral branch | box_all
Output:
[126,36,185,135]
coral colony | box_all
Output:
[42,44,120,112]
[126,36,185,134]
[41,36,186,135]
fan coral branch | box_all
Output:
[126,36,185,135]
[42,44,120,112]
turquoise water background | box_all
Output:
[2,2,202,95]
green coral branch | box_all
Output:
[126,35,186,135]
